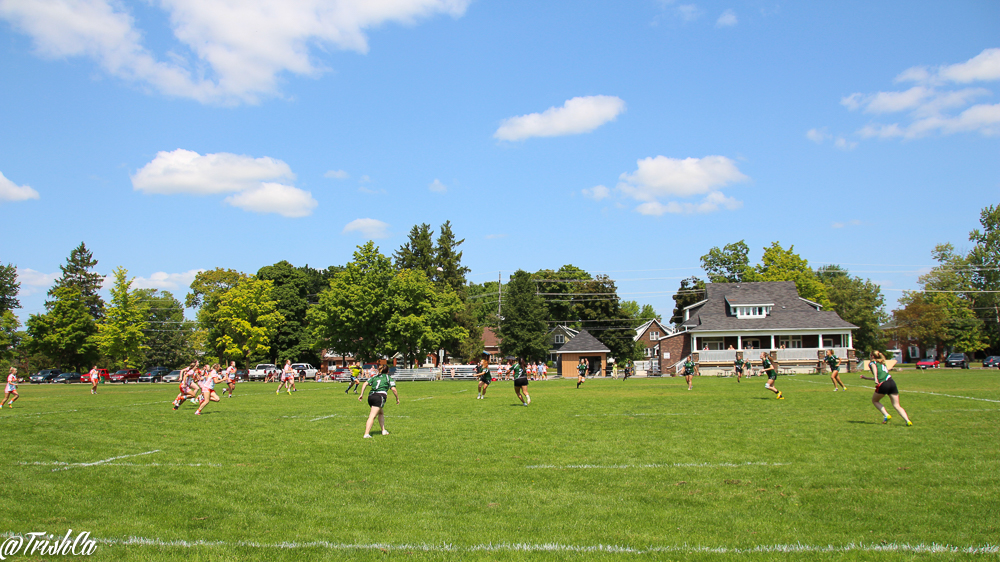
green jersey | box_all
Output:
[871,362,890,384]
[684,360,695,375]
[734,358,746,370]
[475,364,488,376]
[367,373,395,394]
[824,354,840,370]
[761,357,775,374]
[511,364,526,379]
[577,363,587,376]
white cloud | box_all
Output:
[224,183,318,218]
[15,268,58,296]
[132,149,294,195]
[485,233,507,239]
[635,191,742,216]
[343,218,389,239]
[833,137,857,150]
[429,179,447,193]
[0,171,40,202]
[806,128,830,143]
[132,148,316,217]
[715,9,737,27]
[0,0,471,104]
[132,269,204,291]
[832,219,862,229]
[494,95,626,141]
[617,155,747,200]
[676,4,700,21]
[836,49,1000,140]
[807,128,857,150]
[324,169,349,180]
[582,185,610,201]
[359,175,371,183]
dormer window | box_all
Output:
[730,305,772,318]
[554,335,565,344]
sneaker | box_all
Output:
[883,413,891,424]
[381,430,389,435]
[363,434,371,439]
[833,388,838,392]
[523,402,528,407]
[195,410,201,415]
[526,396,531,405]
[777,392,784,400]
[276,390,280,395]
[173,404,179,411]
[906,420,913,427]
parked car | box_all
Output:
[329,368,351,381]
[235,369,248,381]
[916,358,940,369]
[944,353,970,369]
[81,368,108,384]
[163,370,182,383]
[53,372,82,384]
[248,364,277,381]
[982,356,1000,368]
[109,369,141,383]
[30,369,62,383]
[290,363,318,380]
[139,366,171,382]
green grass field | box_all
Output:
[2,370,998,561]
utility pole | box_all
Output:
[497,271,502,316]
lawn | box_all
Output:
[1,370,998,561]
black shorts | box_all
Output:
[767,371,777,380]
[514,377,528,388]
[367,393,387,408]
[875,378,899,396]
[479,375,491,385]
[735,367,743,374]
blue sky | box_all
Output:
[1,0,997,323]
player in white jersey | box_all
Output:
[276,360,293,395]
[88,366,99,394]
[173,361,200,410]
[195,364,223,415]
[224,361,237,398]
[2,367,19,408]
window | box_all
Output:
[701,337,725,350]
[645,347,651,357]
[554,335,565,344]
[649,331,659,340]
[777,335,803,349]
[731,305,772,318]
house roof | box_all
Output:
[633,318,671,341]
[554,329,610,353]
[549,325,580,338]
[682,281,857,332]
[481,327,500,348]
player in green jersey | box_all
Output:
[683,358,697,390]
[825,349,847,391]
[576,358,588,389]
[733,353,745,383]
[760,351,783,399]
[859,351,912,425]
[476,355,492,399]
[512,358,531,406]
[357,365,400,438]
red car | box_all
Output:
[109,369,141,383]
[916,358,940,369]
[81,368,108,384]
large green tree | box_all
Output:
[0,263,21,364]
[498,270,549,361]
[0,262,19,313]
[186,268,247,359]
[968,204,1000,353]
[387,268,467,366]
[310,242,396,363]
[136,289,195,368]
[215,277,285,368]
[48,242,105,320]
[700,240,751,283]
[26,286,99,371]
[96,267,150,368]
[916,243,987,354]
[433,220,470,295]
[670,276,706,326]
[749,242,831,308]
[533,265,592,325]
[394,223,435,279]
[816,265,888,355]
[257,260,318,366]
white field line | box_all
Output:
[574,413,699,417]
[411,397,434,401]
[49,536,997,555]
[453,389,468,393]
[526,462,790,469]
[49,450,161,472]
[930,408,1000,412]
[20,462,220,468]
[310,414,410,422]
[786,378,1000,403]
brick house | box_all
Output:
[634,318,672,371]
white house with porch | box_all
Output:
[678,281,858,373]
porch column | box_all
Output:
[769,335,775,349]
[847,332,853,349]
[737,335,742,349]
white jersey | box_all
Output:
[202,370,218,390]
[6,373,17,392]
[225,366,236,381]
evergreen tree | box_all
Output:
[498,270,549,361]
[0,263,20,364]
[394,223,435,278]
[433,220,470,295]
[48,242,105,320]
[0,262,20,313]
[968,204,1000,353]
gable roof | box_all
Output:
[549,325,580,338]
[634,318,670,341]
[555,329,610,353]
[682,281,857,332]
